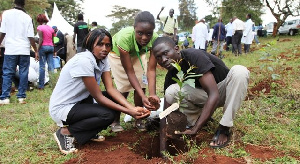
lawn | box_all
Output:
[0,35,299,163]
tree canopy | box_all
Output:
[177,0,198,30]
[106,5,141,35]
[47,0,84,26]
[265,0,300,36]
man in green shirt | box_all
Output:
[157,7,178,44]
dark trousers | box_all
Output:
[65,92,116,145]
[244,44,251,53]
[226,36,232,51]
[232,30,243,55]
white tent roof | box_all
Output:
[47,2,74,35]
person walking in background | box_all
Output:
[36,14,55,90]
[0,0,38,105]
[232,16,244,56]
[225,19,233,51]
[157,7,178,44]
[65,33,76,62]
[73,14,89,53]
[242,14,254,54]
[52,26,66,63]
[90,21,97,31]
[192,19,209,51]
[252,24,260,45]
[108,11,160,132]
[50,29,150,155]
[211,18,226,58]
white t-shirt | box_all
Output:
[49,50,110,127]
[0,9,34,55]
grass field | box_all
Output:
[0,35,299,163]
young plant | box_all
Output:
[170,59,202,111]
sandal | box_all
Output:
[110,123,124,132]
[91,134,105,142]
[210,129,231,148]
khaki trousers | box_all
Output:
[165,65,250,127]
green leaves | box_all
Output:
[171,60,203,108]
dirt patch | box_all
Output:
[63,127,291,163]
[249,78,285,95]
[279,38,292,42]
[245,144,285,161]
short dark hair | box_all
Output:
[92,21,97,26]
[247,14,252,19]
[153,37,175,50]
[82,29,112,52]
[134,11,155,28]
[77,14,83,21]
[36,14,49,24]
[14,0,25,6]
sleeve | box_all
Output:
[116,34,131,52]
[27,18,34,37]
[0,12,7,33]
[160,16,167,24]
[69,57,94,78]
[102,57,110,72]
[212,25,217,39]
[74,23,78,33]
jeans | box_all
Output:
[0,55,30,99]
[39,46,54,89]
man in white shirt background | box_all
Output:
[192,19,209,51]
[232,16,244,56]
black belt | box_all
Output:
[164,32,174,35]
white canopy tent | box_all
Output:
[47,2,74,35]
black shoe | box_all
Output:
[53,128,77,155]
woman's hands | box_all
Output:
[130,107,151,119]
[142,95,161,111]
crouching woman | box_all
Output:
[49,29,150,155]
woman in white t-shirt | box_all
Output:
[49,29,150,155]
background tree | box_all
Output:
[221,0,263,25]
[47,0,84,26]
[0,0,50,30]
[265,0,300,36]
[177,0,198,31]
[106,5,141,35]
[205,0,263,26]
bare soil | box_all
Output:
[64,128,290,164]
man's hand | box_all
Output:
[161,7,165,11]
[148,95,161,111]
[174,128,198,135]
[142,96,156,110]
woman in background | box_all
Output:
[36,14,54,89]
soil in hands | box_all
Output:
[148,96,160,109]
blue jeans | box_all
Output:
[39,46,54,88]
[0,55,30,99]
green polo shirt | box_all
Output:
[112,27,158,57]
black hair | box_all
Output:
[152,37,175,50]
[247,14,252,19]
[134,11,155,28]
[82,29,112,53]
[77,14,83,20]
[92,21,97,26]
[14,0,25,6]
